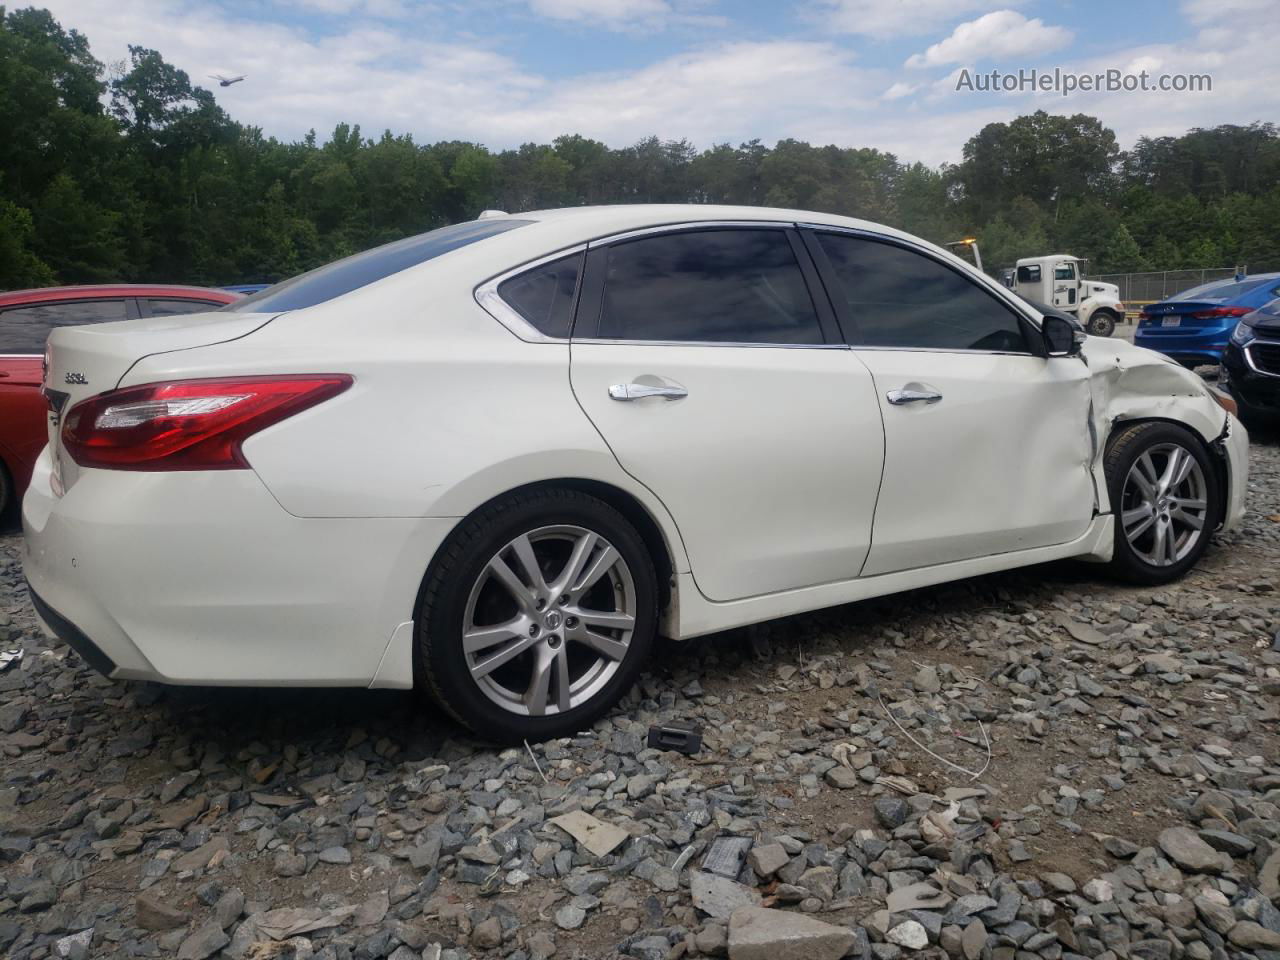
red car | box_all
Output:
[0,284,241,516]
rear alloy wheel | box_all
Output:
[1086,311,1117,337]
[417,489,657,742]
[1104,422,1220,584]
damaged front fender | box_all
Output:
[1082,337,1242,527]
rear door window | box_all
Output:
[0,299,129,354]
[587,229,825,344]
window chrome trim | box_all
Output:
[1245,338,1280,378]
[851,345,1036,358]
[474,243,587,343]
[585,220,796,247]
[571,337,848,350]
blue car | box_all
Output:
[221,283,271,295]
[1136,273,1280,367]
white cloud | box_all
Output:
[905,10,1072,69]
[528,0,672,28]
[1181,0,1278,24]
[815,0,1021,38]
[28,0,1280,170]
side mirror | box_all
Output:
[1043,314,1086,357]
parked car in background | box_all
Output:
[1222,297,1280,424]
[1136,273,1280,367]
[23,206,1246,742]
[222,284,271,295]
[0,284,240,516]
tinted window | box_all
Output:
[229,219,530,314]
[1016,264,1041,283]
[148,298,221,317]
[0,299,129,354]
[594,230,822,344]
[498,252,582,338]
[1054,262,1076,280]
[817,234,1028,352]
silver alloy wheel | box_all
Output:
[462,524,636,717]
[1120,442,1209,567]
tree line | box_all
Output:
[3,5,1280,291]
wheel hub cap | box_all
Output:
[462,525,636,717]
[1120,442,1208,567]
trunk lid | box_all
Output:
[44,311,278,493]
[1142,301,1243,330]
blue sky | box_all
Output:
[43,0,1280,164]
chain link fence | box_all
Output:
[1090,260,1280,306]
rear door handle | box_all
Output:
[887,388,942,405]
[609,383,688,401]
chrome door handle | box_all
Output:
[887,388,942,405]
[609,383,688,401]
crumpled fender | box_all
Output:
[1081,336,1230,515]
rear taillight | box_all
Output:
[1191,306,1252,319]
[61,375,352,470]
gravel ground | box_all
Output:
[2,431,1280,960]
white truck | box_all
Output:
[1010,254,1124,338]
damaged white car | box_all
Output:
[23,205,1247,741]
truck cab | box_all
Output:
[1012,255,1124,337]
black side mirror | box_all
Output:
[1043,314,1085,357]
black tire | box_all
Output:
[416,488,658,743]
[1103,421,1221,585]
[0,460,10,523]
[1086,310,1117,338]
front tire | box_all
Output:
[1086,310,1117,337]
[416,488,658,742]
[1103,422,1220,584]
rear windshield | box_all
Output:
[228,219,530,313]
[1169,276,1275,302]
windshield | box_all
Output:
[1169,276,1274,303]
[227,219,530,313]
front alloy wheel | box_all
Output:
[417,489,657,742]
[1119,443,1209,567]
[1103,421,1220,584]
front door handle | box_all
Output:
[609,383,688,402]
[887,388,942,405]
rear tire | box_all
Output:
[1103,421,1220,585]
[0,460,11,523]
[1086,310,1117,338]
[416,488,658,743]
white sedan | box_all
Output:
[23,205,1247,741]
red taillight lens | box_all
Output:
[61,375,353,470]
[1190,306,1252,319]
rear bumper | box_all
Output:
[22,446,454,687]
[28,583,117,676]
[1134,327,1228,365]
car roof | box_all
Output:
[0,284,241,308]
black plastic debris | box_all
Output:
[646,720,702,755]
